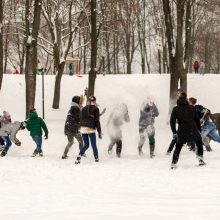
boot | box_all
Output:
[198,158,206,166]
[116,140,122,158]
[150,144,155,158]
[75,156,81,164]
[205,145,212,152]
[39,151,43,157]
[62,154,67,159]
[94,155,99,162]
[32,150,38,157]
[1,151,7,157]
[171,163,177,169]
[138,146,143,156]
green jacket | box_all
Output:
[26,112,48,137]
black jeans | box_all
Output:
[172,139,203,164]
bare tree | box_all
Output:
[0,0,3,89]
[24,0,42,117]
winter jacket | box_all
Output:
[26,112,48,137]
[0,121,21,143]
[64,102,81,135]
[170,98,201,144]
[194,104,211,126]
[80,104,101,134]
[107,104,130,139]
[139,102,159,129]
[193,61,200,69]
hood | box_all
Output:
[28,111,38,120]
[177,97,189,106]
[71,102,79,107]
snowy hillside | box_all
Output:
[0,74,220,220]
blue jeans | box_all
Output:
[201,122,220,143]
[32,136,43,152]
[79,133,98,158]
[1,136,12,152]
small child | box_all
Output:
[26,108,48,157]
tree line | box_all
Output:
[0,0,219,117]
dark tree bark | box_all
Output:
[0,0,3,90]
[88,0,98,97]
[24,0,42,118]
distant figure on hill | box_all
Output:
[199,60,205,75]
[193,60,200,73]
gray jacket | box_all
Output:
[0,121,21,143]
[139,102,159,128]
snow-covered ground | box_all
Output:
[0,74,220,220]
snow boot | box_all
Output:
[95,156,99,162]
[39,151,43,157]
[150,144,155,158]
[205,145,212,152]
[32,150,38,157]
[198,159,206,166]
[138,146,143,156]
[1,151,7,157]
[171,163,177,169]
[75,156,81,164]
[62,154,67,159]
[166,151,171,156]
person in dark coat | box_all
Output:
[170,96,206,169]
[62,96,83,159]
[166,91,186,155]
[75,96,102,164]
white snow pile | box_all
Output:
[0,74,220,220]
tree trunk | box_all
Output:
[52,62,65,109]
[88,0,98,96]
[0,0,3,90]
[24,0,42,118]
[3,35,8,74]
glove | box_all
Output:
[173,133,177,139]
[98,132,102,139]
[44,134,48,139]
[15,140,21,146]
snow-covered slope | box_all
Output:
[0,74,220,220]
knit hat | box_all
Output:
[72,96,80,104]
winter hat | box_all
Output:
[72,96,80,104]
[3,111,10,117]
